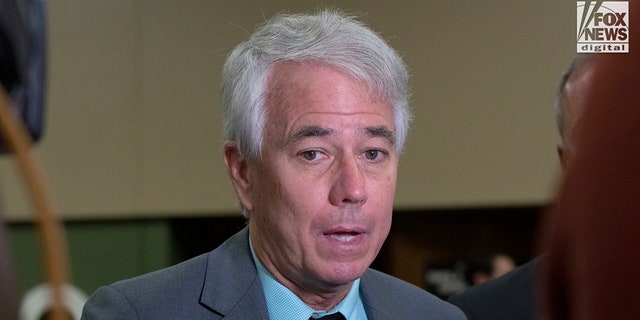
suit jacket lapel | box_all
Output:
[360,270,396,320]
[199,227,270,319]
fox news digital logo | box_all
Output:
[577,1,629,53]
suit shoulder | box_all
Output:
[448,259,539,320]
[83,253,210,320]
[111,253,208,295]
[361,269,466,320]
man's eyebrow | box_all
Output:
[287,125,334,145]
[366,126,396,145]
[286,125,396,146]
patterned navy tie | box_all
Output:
[310,312,346,320]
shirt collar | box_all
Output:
[250,238,362,320]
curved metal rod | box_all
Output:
[0,86,70,320]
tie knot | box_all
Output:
[310,312,346,320]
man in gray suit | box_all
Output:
[81,10,465,320]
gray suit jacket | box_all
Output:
[82,227,465,320]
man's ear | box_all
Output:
[557,145,568,171]
[223,142,254,212]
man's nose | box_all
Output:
[328,156,367,206]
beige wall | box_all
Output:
[0,0,575,221]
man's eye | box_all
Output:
[364,149,382,160]
[301,150,319,161]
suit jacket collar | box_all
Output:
[198,227,392,319]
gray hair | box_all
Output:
[553,54,591,144]
[221,9,412,160]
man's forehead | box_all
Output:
[267,61,390,106]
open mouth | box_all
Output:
[324,230,363,243]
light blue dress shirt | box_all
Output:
[250,239,368,320]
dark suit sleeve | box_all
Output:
[81,286,140,320]
[448,259,537,320]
